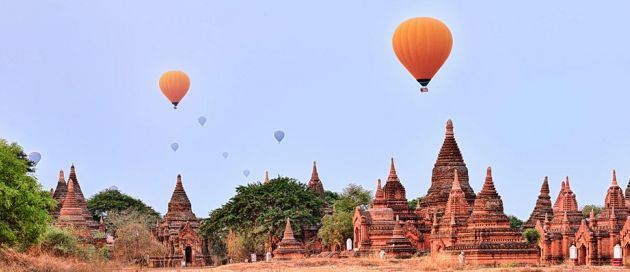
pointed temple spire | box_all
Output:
[553,179,566,211]
[525,176,554,228]
[381,158,408,213]
[264,170,270,184]
[541,176,550,195]
[52,169,68,205]
[468,166,509,228]
[604,169,627,213]
[565,176,571,191]
[452,169,462,191]
[444,169,469,220]
[165,174,197,221]
[67,164,86,203]
[375,178,383,199]
[307,161,326,200]
[420,119,476,215]
[283,218,295,240]
[388,157,399,181]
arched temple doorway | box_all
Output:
[578,245,587,265]
[185,246,192,265]
[354,227,360,249]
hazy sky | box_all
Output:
[2,1,629,220]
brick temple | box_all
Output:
[350,119,630,265]
[50,165,100,234]
[149,174,211,267]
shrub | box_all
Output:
[523,228,540,244]
[41,226,79,257]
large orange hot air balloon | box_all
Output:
[159,70,190,109]
[393,17,452,93]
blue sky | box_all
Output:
[1,1,629,220]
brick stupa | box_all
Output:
[524,177,554,229]
[273,218,306,259]
[446,167,539,265]
[383,216,416,258]
[51,170,68,218]
[418,119,476,219]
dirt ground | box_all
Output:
[122,258,629,272]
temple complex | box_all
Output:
[149,175,210,267]
[353,120,539,264]
[51,165,99,232]
[273,218,306,259]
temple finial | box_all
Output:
[388,157,398,178]
[58,170,65,183]
[565,176,571,191]
[311,161,319,180]
[446,119,454,137]
[541,176,550,194]
[452,169,462,191]
[486,166,492,177]
[177,174,182,184]
[612,169,618,186]
[264,170,270,183]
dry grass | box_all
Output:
[124,253,627,272]
[0,247,117,272]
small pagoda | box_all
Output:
[273,218,306,259]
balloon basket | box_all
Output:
[420,87,429,93]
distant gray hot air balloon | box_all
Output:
[243,170,250,178]
[28,152,41,166]
[171,143,179,152]
[198,116,207,126]
[274,130,285,143]
[222,152,229,159]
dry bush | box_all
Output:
[113,223,166,265]
[1,247,115,272]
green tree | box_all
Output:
[87,188,160,221]
[200,177,323,256]
[318,184,372,251]
[0,139,55,250]
[325,190,341,205]
[582,204,603,218]
[408,196,424,210]
[523,228,540,244]
[508,215,524,229]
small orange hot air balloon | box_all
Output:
[393,17,452,93]
[159,70,190,109]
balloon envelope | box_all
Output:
[159,70,190,109]
[243,170,250,177]
[393,17,452,91]
[28,152,41,165]
[198,116,207,126]
[274,130,285,143]
[222,152,229,159]
[171,143,179,152]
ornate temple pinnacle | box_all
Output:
[264,170,270,183]
[58,170,65,183]
[389,158,398,179]
[446,119,454,137]
[452,169,462,191]
[612,169,618,186]
[541,176,550,195]
[311,161,319,180]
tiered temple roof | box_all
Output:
[419,120,475,218]
[51,170,68,218]
[549,176,582,227]
[53,165,98,231]
[443,169,470,226]
[465,167,510,229]
[524,177,554,229]
[164,174,197,222]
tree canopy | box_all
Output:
[318,184,372,251]
[86,188,160,221]
[0,139,55,250]
[200,176,323,257]
[508,215,524,230]
[582,204,604,218]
